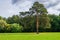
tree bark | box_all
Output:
[36,12,39,34]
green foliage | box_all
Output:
[0,20,7,32]
[7,23,23,32]
[40,14,51,28]
[30,2,47,14]
[7,15,20,24]
[0,16,2,20]
[48,14,60,32]
[0,19,23,33]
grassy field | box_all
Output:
[0,33,60,40]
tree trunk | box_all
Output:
[36,12,39,34]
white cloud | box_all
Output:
[14,0,34,11]
[0,0,60,17]
[47,7,60,15]
[53,3,60,10]
[0,0,20,17]
[46,0,60,15]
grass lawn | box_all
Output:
[0,33,60,40]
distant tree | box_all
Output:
[0,16,2,20]
[48,14,60,32]
[19,11,32,32]
[0,20,7,32]
[7,15,20,24]
[0,16,6,21]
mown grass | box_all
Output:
[0,33,60,40]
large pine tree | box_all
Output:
[29,2,50,33]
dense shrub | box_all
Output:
[7,23,23,32]
[0,20,7,32]
[0,20,23,33]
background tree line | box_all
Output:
[0,2,60,33]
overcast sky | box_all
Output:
[0,0,60,17]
